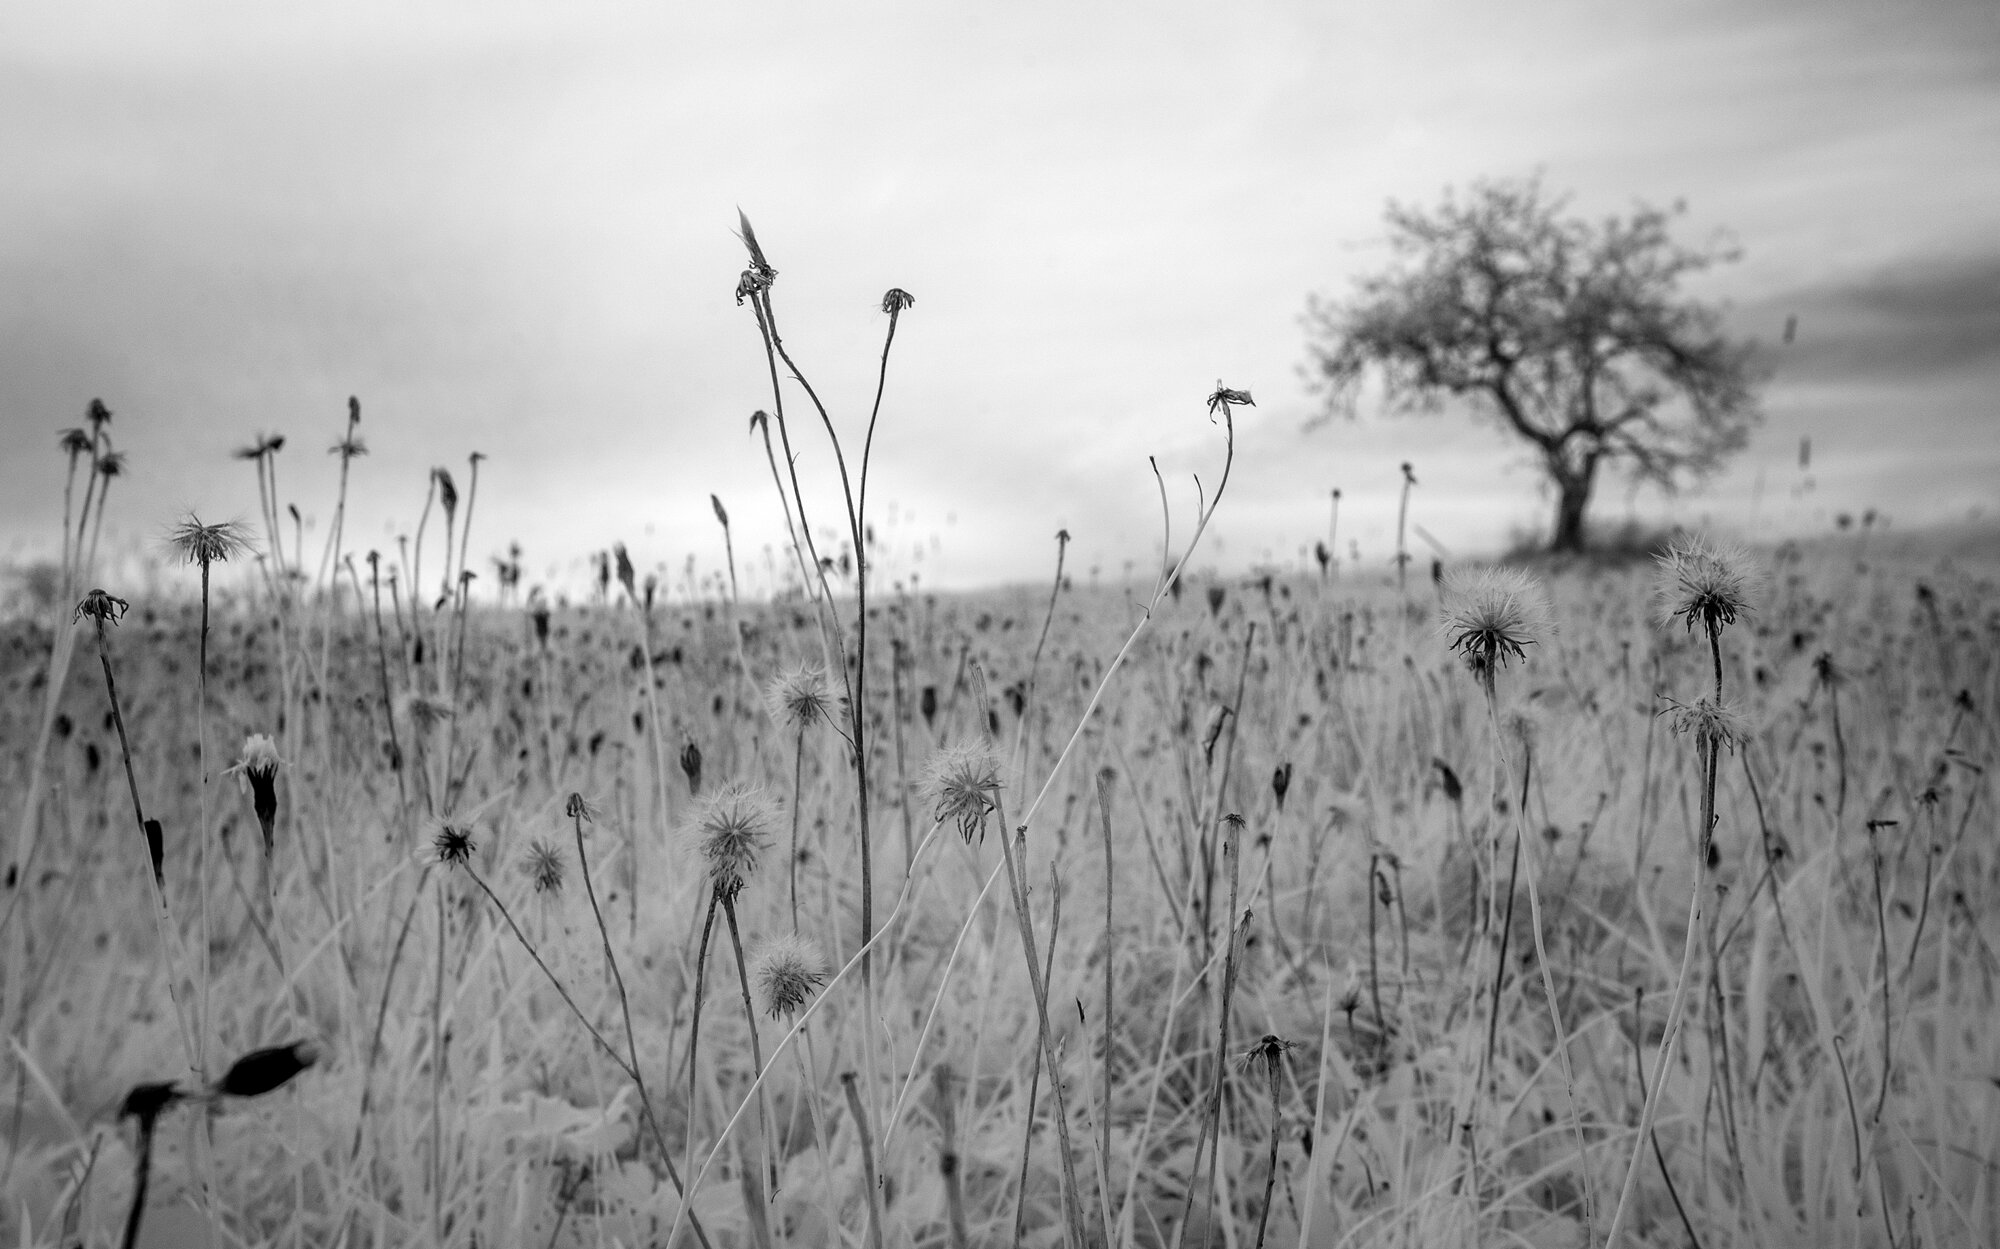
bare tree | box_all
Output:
[1304,176,1763,552]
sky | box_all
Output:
[3,0,1996,599]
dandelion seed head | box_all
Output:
[403,694,456,734]
[519,838,565,894]
[168,516,252,568]
[1439,567,1553,689]
[1663,696,1753,754]
[919,743,1003,842]
[684,783,777,897]
[765,664,832,731]
[432,820,476,866]
[1653,535,1759,636]
[751,934,827,1018]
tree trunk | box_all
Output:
[1548,455,1599,553]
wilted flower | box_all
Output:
[1439,567,1553,690]
[75,588,129,626]
[227,733,283,858]
[684,783,778,897]
[751,934,828,1018]
[1653,535,1759,637]
[920,743,1003,842]
[1206,382,1255,416]
[881,288,915,315]
[765,664,832,731]
[565,792,598,824]
[1663,696,1752,754]
[519,838,565,894]
[433,820,476,866]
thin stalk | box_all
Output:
[841,1072,887,1249]
[1604,619,1728,1249]
[719,893,776,1191]
[459,856,713,1248]
[1484,699,1593,1236]
[1096,767,1117,1226]
[1249,1039,1289,1249]
[686,893,722,1163]
[997,812,1088,1249]
[1011,870,1062,1249]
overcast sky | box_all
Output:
[3,0,1996,598]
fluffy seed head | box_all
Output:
[1664,696,1753,754]
[433,820,476,866]
[765,664,833,731]
[685,783,778,897]
[404,694,456,734]
[1439,567,1553,690]
[751,934,828,1018]
[520,837,565,894]
[920,743,1004,842]
[1653,535,1759,637]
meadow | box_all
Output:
[1,233,1997,1249]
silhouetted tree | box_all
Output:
[1304,176,1763,552]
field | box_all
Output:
[2,511,1997,1248]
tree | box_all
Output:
[1303,176,1763,553]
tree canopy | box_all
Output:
[1303,176,1763,552]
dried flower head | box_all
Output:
[1439,567,1553,690]
[227,733,284,856]
[75,588,129,626]
[684,783,778,897]
[1207,382,1255,416]
[59,427,94,457]
[881,288,915,315]
[765,664,833,731]
[751,934,828,1018]
[120,1081,183,1123]
[565,792,598,824]
[1663,696,1752,754]
[520,838,565,894]
[404,694,456,734]
[433,467,458,516]
[1653,535,1758,636]
[168,515,252,567]
[433,820,476,866]
[920,743,1004,842]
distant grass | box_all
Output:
[0,536,1992,1247]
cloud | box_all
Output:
[1760,249,2000,380]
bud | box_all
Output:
[1271,762,1292,810]
[680,738,703,795]
[214,1041,320,1099]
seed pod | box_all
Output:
[215,1041,320,1099]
